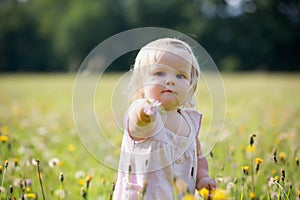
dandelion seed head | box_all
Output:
[48,157,60,168]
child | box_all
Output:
[113,38,216,199]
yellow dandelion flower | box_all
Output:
[250,192,255,200]
[26,187,31,192]
[68,144,75,152]
[0,135,8,143]
[279,152,286,160]
[100,175,106,185]
[298,189,300,197]
[212,189,229,200]
[198,188,209,199]
[295,157,299,166]
[274,176,279,182]
[198,188,229,200]
[242,166,250,175]
[25,193,37,199]
[183,193,195,200]
[246,145,255,152]
[78,179,84,186]
[256,158,263,164]
[114,148,120,155]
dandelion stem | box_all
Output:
[36,160,46,200]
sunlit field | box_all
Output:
[0,73,299,199]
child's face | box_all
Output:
[142,51,193,110]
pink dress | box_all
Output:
[113,105,202,199]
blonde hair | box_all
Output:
[128,38,200,107]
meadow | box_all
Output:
[0,73,299,199]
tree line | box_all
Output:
[0,0,299,72]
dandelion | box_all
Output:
[78,179,84,186]
[278,152,286,163]
[249,191,255,200]
[242,166,250,175]
[246,145,255,153]
[183,193,195,200]
[273,148,277,163]
[281,168,285,182]
[198,188,229,200]
[85,175,92,188]
[295,157,299,166]
[25,193,37,199]
[255,158,263,172]
[48,158,60,168]
[67,144,75,152]
[75,170,85,179]
[13,158,19,167]
[249,134,256,146]
[298,189,300,198]
[55,189,65,199]
[0,135,8,143]
[0,166,2,175]
[59,172,64,183]
[100,175,106,185]
[4,160,8,168]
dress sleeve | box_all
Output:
[185,109,202,138]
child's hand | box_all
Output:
[196,177,217,190]
[136,99,161,126]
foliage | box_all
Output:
[0,73,300,199]
[0,0,300,72]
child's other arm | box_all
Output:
[196,139,217,190]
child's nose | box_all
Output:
[165,76,175,86]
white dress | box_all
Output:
[113,105,202,200]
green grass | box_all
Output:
[0,73,300,199]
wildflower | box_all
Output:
[9,185,13,194]
[31,159,38,166]
[48,157,60,168]
[242,166,250,175]
[0,135,8,143]
[249,134,256,146]
[13,158,19,167]
[249,192,255,200]
[183,193,195,200]
[273,148,277,163]
[295,157,299,166]
[198,188,229,200]
[59,172,64,183]
[246,145,255,153]
[255,158,263,172]
[298,189,300,198]
[0,166,2,174]
[68,144,75,152]
[25,193,37,199]
[78,179,84,186]
[4,160,9,168]
[278,152,286,163]
[100,175,106,185]
[75,170,85,179]
[143,99,162,115]
[81,187,87,198]
[55,189,65,198]
[85,175,92,188]
[281,168,285,182]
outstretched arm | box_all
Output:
[127,99,160,139]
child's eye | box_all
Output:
[154,71,165,76]
[176,74,187,79]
